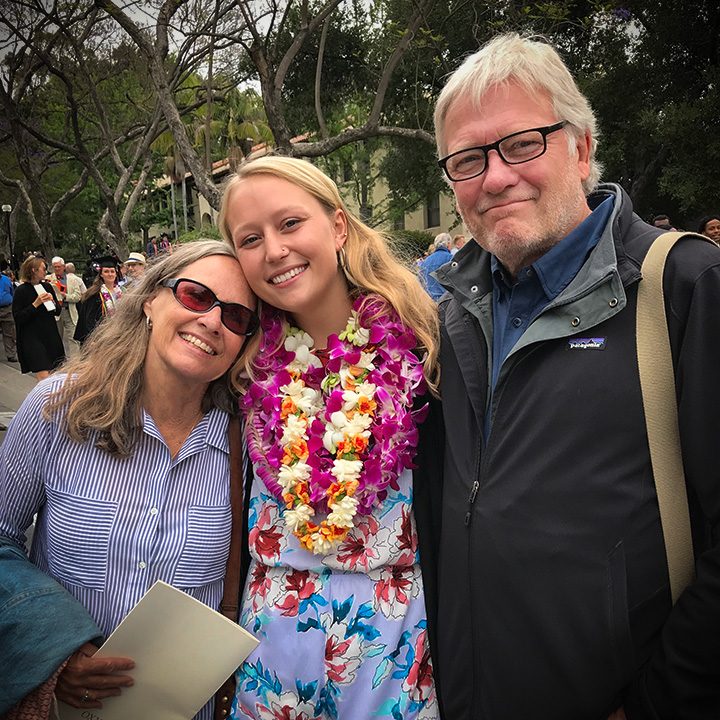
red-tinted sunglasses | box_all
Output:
[161,278,259,337]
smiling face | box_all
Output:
[702,218,720,242]
[52,260,65,277]
[143,255,255,391]
[100,267,117,286]
[224,174,349,334]
[124,262,145,279]
[444,81,592,275]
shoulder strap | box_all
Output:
[636,231,695,603]
[219,414,244,622]
[214,414,244,720]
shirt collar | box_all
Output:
[490,195,614,299]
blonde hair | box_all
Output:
[435,33,602,194]
[19,256,46,282]
[218,155,440,393]
[44,240,244,456]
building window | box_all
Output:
[425,193,440,229]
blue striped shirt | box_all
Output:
[0,375,233,720]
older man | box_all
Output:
[425,34,720,720]
[48,256,86,356]
[122,252,146,286]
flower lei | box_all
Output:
[99,284,122,317]
[243,295,428,555]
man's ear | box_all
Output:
[576,131,592,182]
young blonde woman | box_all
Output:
[219,156,443,720]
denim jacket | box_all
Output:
[0,538,101,714]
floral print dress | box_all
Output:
[231,465,439,720]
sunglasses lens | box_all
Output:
[170,279,257,336]
[223,306,257,336]
[176,280,214,312]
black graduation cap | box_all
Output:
[96,255,119,270]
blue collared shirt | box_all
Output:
[0,376,232,720]
[488,195,614,405]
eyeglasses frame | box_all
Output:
[438,120,569,182]
[160,277,259,337]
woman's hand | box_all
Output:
[32,292,52,308]
[55,642,135,709]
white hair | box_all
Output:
[433,232,452,249]
[434,33,602,194]
[51,256,65,264]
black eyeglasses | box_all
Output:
[160,278,259,337]
[438,121,569,182]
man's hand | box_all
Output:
[608,707,627,720]
[55,642,135,709]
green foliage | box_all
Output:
[385,228,435,261]
[5,0,719,247]
[176,227,222,243]
[380,138,447,223]
[276,1,376,134]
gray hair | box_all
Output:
[434,33,602,194]
[433,232,452,249]
[51,256,64,264]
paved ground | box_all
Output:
[0,358,37,445]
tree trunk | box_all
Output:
[170,181,178,241]
[149,56,221,209]
[181,176,188,234]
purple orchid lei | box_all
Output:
[242,294,429,553]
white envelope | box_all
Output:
[33,283,56,311]
[59,581,259,720]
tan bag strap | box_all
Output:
[636,231,695,603]
[214,414,244,720]
[219,413,244,621]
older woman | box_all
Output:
[12,255,64,380]
[0,240,258,720]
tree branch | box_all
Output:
[369,0,436,126]
[290,125,434,158]
[314,12,331,139]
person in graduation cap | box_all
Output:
[74,256,124,344]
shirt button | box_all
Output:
[149,507,159,516]
[138,561,147,569]
[512,317,522,328]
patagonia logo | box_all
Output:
[568,337,606,350]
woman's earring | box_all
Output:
[146,315,153,330]
[337,242,357,287]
